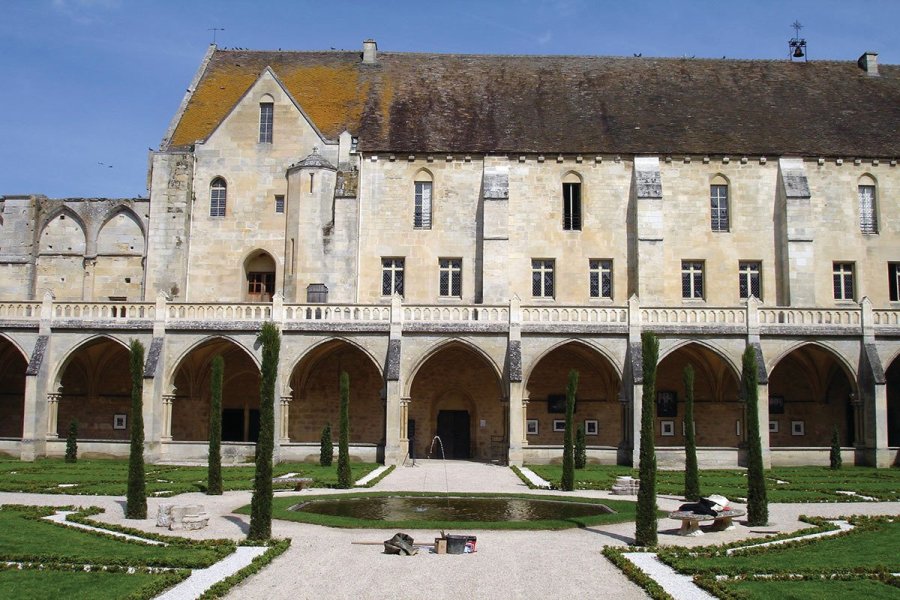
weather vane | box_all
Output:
[208,27,225,44]
[789,20,807,62]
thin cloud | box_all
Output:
[51,0,120,25]
[537,31,553,45]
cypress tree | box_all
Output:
[126,339,147,519]
[742,345,768,526]
[336,372,352,489]
[830,425,842,470]
[248,322,279,541]
[561,369,579,491]
[635,331,659,546]
[65,420,78,463]
[683,364,700,501]
[207,355,224,495]
[574,423,587,469]
[320,423,333,467]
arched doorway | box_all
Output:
[56,337,131,440]
[768,344,856,447]
[408,342,504,461]
[244,251,276,303]
[0,337,27,438]
[655,343,741,448]
[524,342,622,458]
[288,340,385,447]
[885,355,900,447]
[171,338,260,442]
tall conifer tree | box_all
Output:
[336,372,352,488]
[207,355,224,495]
[742,345,768,526]
[635,332,659,546]
[248,322,279,540]
[126,339,147,519]
[683,364,700,501]
[561,369,579,491]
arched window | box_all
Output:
[710,175,729,232]
[259,94,274,143]
[858,175,878,234]
[210,178,227,217]
[562,172,582,231]
[413,170,433,229]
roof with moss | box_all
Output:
[166,48,900,157]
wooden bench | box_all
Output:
[273,476,313,491]
[668,508,746,537]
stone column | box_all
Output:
[383,381,403,464]
[508,393,527,466]
[46,393,61,439]
[161,394,175,440]
[756,383,771,469]
[279,396,292,442]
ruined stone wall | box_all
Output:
[0,196,36,301]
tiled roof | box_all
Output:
[167,49,900,157]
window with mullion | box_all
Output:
[859,185,878,234]
[439,258,462,298]
[832,262,854,301]
[589,259,612,299]
[710,184,729,232]
[414,182,432,229]
[259,103,273,143]
[532,259,555,298]
[562,182,582,230]
[210,178,226,217]
[681,261,704,299]
[381,258,404,296]
[738,261,761,300]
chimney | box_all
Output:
[857,51,879,76]
[362,39,377,64]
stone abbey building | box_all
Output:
[1,41,898,468]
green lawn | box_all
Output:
[665,518,900,576]
[719,578,900,600]
[257,491,645,529]
[526,464,900,502]
[0,506,231,568]
[0,458,379,496]
[0,569,187,600]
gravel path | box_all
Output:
[623,553,715,600]
[156,546,267,600]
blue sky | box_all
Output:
[2,0,898,198]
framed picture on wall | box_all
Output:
[656,391,677,417]
[526,419,539,435]
[769,420,779,433]
[660,420,675,436]
[585,420,599,436]
[769,395,785,414]
[113,414,127,430]
[552,420,566,432]
[791,420,805,436]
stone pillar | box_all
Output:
[82,257,96,301]
[632,158,664,301]
[279,396,292,442]
[756,383,771,469]
[627,294,643,467]
[508,386,526,466]
[161,394,175,440]
[631,383,643,467]
[384,381,403,464]
[778,158,815,305]
[20,375,42,461]
[46,393,61,439]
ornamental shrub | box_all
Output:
[830,425,842,470]
[248,322,279,541]
[683,364,700,501]
[574,423,587,470]
[336,372,352,489]
[742,345,768,526]
[561,369,579,491]
[65,420,78,463]
[126,339,147,519]
[635,331,659,546]
[207,355,224,495]
[319,423,333,467]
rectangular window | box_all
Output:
[531,259,555,298]
[833,262,855,301]
[589,259,612,299]
[562,182,582,230]
[274,195,285,214]
[710,184,729,232]
[439,258,462,298]
[890,263,900,302]
[259,103,273,143]
[381,258,405,296]
[859,185,878,234]
[738,261,761,300]
[681,261,704,299]
[414,182,432,229]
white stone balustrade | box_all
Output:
[520,306,627,323]
[640,307,746,325]
[283,304,391,322]
[758,307,861,327]
[402,305,508,322]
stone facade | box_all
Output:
[0,42,898,467]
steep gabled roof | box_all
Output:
[166,48,900,157]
